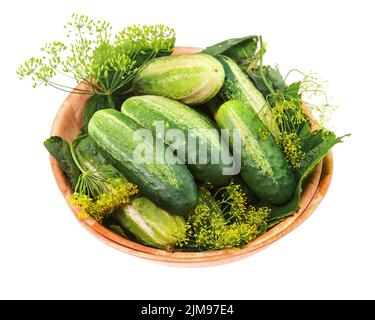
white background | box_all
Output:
[0,0,374,300]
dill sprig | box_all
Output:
[68,134,140,222]
[269,92,307,169]
[277,132,306,169]
[69,134,118,198]
[116,24,175,55]
[294,71,337,129]
[73,166,120,198]
[183,185,270,250]
[17,14,176,103]
[258,36,336,169]
[70,179,139,222]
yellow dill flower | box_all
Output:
[70,179,139,222]
[69,194,93,219]
[186,185,270,250]
[259,128,271,141]
[277,132,306,169]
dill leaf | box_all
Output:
[17,14,176,97]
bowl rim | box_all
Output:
[49,46,334,266]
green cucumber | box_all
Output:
[132,54,225,105]
[75,137,187,250]
[216,55,279,137]
[75,134,112,171]
[88,109,198,216]
[115,198,186,250]
[216,100,295,205]
[121,95,233,186]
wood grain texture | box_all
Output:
[49,47,334,266]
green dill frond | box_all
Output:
[17,14,176,97]
[89,42,138,93]
[74,170,108,198]
[282,70,337,129]
[271,93,308,132]
[70,179,139,222]
[69,134,118,198]
[73,164,120,198]
[116,24,176,54]
[299,72,337,129]
[17,42,69,89]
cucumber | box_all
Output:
[132,54,225,105]
[75,137,187,250]
[115,198,186,250]
[75,134,112,171]
[216,100,295,205]
[216,55,279,137]
[121,95,233,186]
[88,109,198,216]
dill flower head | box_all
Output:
[17,14,176,95]
[185,185,270,250]
[272,95,308,132]
[277,132,306,170]
[269,91,309,169]
[116,24,176,54]
[70,179,139,222]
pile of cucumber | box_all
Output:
[89,52,296,209]
[45,36,344,251]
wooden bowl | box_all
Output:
[50,47,333,266]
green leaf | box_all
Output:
[82,94,123,133]
[203,35,259,68]
[266,129,347,225]
[248,65,285,97]
[44,136,81,187]
[283,81,301,100]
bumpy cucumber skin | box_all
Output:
[132,54,225,105]
[121,95,231,186]
[115,198,186,250]
[75,137,187,250]
[88,109,198,216]
[216,100,295,205]
[216,55,279,137]
[75,135,113,171]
